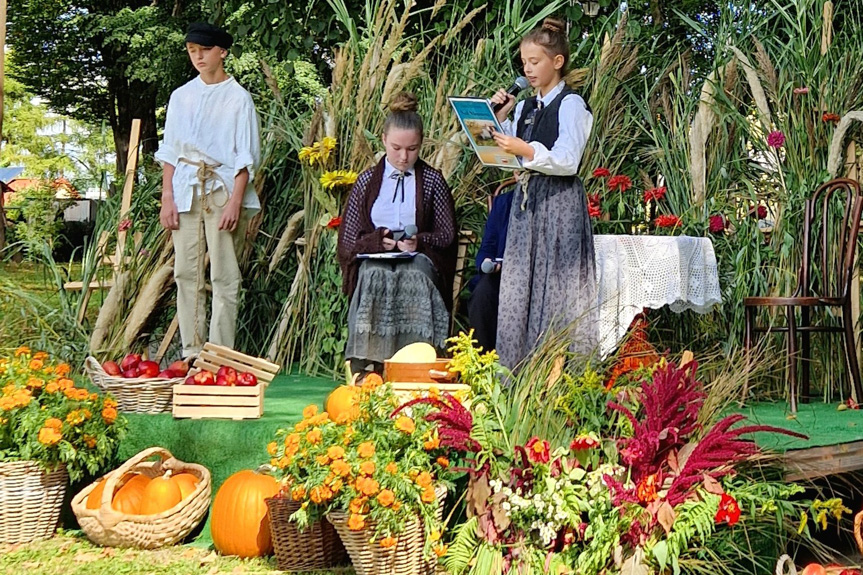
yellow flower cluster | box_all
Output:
[298,137,337,167]
[319,170,359,190]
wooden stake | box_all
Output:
[117,119,141,259]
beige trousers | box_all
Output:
[171,189,249,357]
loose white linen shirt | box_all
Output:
[369,159,417,231]
[501,80,593,177]
[155,76,261,213]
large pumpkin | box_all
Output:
[211,469,280,557]
[138,473,183,515]
[86,472,138,509]
[171,472,199,499]
[111,473,151,514]
[326,385,359,422]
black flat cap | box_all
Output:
[185,22,233,50]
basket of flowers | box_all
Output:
[0,347,126,544]
[71,446,211,548]
[266,373,456,575]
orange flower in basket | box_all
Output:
[357,441,375,458]
[55,363,71,376]
[349,496,369,514]
[395,416,416,434]
[433,544,448,557]
[348,513,366,531]
[330,459,352,477]
[331,478,344,493]
[424,434,440,451]
[421,486,436,503]
[357,476,380,496]
[305,429,323,444]
[309,485,333,504]
[102,406,117,425]
[291,486,306,500]
[362,373,383,390]
[83,435,97,449]
[104,398,117,409]
[45,417,63,430]
[38,426,62,446]
[316,454,331,466]
[359,461,376,476]
[26,377,44,389]
[14,346,31,357]
[377,489,395,507]
[28,359,44,371]
[379,536,398,548]
[415,471,433,488]
[59,378,74,391]
[385,462,399,474]
[33,351,48,361]
[392,501,402,511]
[303,404,318,419]
[327,445,345,460]
[267,442,278,456]
[437,456,450,469]
[44,381,59,394]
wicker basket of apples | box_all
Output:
[84,354,190,414]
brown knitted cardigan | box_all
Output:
[337,158,457,310]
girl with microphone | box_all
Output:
[490,17,596,369]
[337,92,457,375]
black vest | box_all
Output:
[516,86,586,149]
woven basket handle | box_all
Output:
[776,554,798,575]
[855,510,863,556]
[98,446,174,528]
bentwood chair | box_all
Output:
[744,178,863,413]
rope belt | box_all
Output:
[517,171,532,211]
[177,158,230,349]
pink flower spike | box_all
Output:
[767,131,785,149]
[793,87,809,95]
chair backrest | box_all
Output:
[488,176,517,211]
[798,178,863,300]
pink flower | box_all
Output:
[118,219,132,232]
[592,167,611,178]
[607,175,632,193]
[654,214,682,229]
[767,130,785,149]
[525,437,550,464]
[326,216,342,229]
[643,186,667,203]
[708,215,726,234]
[714,493,741,526]
[793,86,809,95]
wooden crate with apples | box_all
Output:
[172,343,280,420]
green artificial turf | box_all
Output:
[736,400,863,452]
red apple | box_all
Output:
[120,353,141,371]
[185,375,196,385]
[192,370,215,386]
[216,366,238,386]
[122,368,139,379]
[102,361,121,376]
[168,360,189,376]
[215,375,231,386]
[138,360,160,378]
[157,370,176,379]
[237,372,258,386]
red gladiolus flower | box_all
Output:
[823,112,841,123]
[708,215,726,234]
[607,175,633,193]
[643,186,667,203]
[714,493,741,526]
[570,434,599,451]
[654,214,682,228]
[592,167,611,178]
[326,216,342,229]
[588,203,602,219]
[118,219,132,232]
[525,437,550,464]
[767,130,785,149]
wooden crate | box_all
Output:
[172,343,280,420]
[383,358,470,404]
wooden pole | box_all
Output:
[117,118,141,257]
[0,0,7,253]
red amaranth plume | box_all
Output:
[393,392,481,453]
[664,414,807,506]
[607,361,706,483]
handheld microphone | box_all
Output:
[403,225,418,240]
[492,76,530,112]
[481,259,496,274]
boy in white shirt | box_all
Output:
[155,22,261,358]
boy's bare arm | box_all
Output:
[160,163,179,230]
[219,168,249,232]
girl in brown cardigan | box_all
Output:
[337,92,457,373]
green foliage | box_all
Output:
[4,185,76,261]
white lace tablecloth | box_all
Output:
[595,235,722,357]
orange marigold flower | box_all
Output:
[392,500,402,511]
[433,544,448,557]
[45,382,59,394]
[55,363,71,376]
[331,478,344,493]
[377,489,395,507]
[285,433,301,446]
[89,393,98,402]
[84,435,97,449]
[267,442,278,456]
[362,373,383,390]
[394,416,415,434]
[104,398,117,409]
[316,454,331,466]
[102,406,117,425]
[309,485,333,504]
[385,462,399,474]
[424,435,440,450]
[38,426,62,446]
[357,441,375,459]
[327,445,345,460]
[45,417,63,430]
[437,456,450,468]
[421,486,436,503]
[306,429,323,444]
[347,513,366,531]
[75,389,89,401]
[29,359,44,371]
[303,404,318,419]
[294,420,309,432]
[58,378,74,391]
[330,459,352,477]
[379,536,398,548]
[291,486,306,500]
[415,471,433,488]
[33,351,48,361]
[358,477,380,496]
[14,346,31,357]
[26,377,44,389]
[359,461,376,476]
[349,497,369,514]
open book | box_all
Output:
[449,96,523,170]
[357,251,418,260]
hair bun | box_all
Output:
[389,91,418,113]
[541,17,565,34]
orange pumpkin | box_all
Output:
[801,565,827,575]
[138,473,183,515]
[171,472,200,499]
[86,472,138,509]
[326,385,359,422]
[112,473,151,514]
[211,469,280,557]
